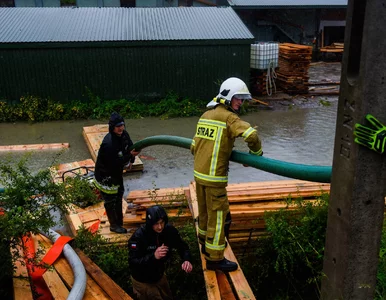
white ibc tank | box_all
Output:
[250,42,279,70]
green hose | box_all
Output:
[130,135,332,183]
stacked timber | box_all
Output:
[276,43,312,94]
[189,180,330,256]
[320,42,344,53]
[12,233,133,299]
[82,124,143,172]
[250,69,268,96]
[61,177,330,247]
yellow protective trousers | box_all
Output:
[195,182,230,261]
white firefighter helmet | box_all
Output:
[207,77,252,108]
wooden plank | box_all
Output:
[42,268,69,300]
[216,271,237,300]
[75,249,133,300]
[0,143,69,151]
[189,181,256,300]
[188,181,222,300]
[224,245,256,300]
[13,278,33,300]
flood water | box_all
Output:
[0,101,338,194]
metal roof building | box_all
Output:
[228,0,348,9]
[0,7,254,102]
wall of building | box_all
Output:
[0,43,251,101]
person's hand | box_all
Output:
[354,114,386,154]
[125,162,133,170]
[154,243,169,260]
[181,261,193,273]
[131,149,141,157]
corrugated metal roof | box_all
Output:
[228,0,347,8]
[0,7,254,43]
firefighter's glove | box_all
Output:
[354,114,386,154]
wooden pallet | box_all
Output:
[82,124,143,172]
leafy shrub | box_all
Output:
[61,176,101,208]
[0,90,208,123]
[0,156,74,295]
[240,193,329,299]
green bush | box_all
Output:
[0,156,74,295]
[0,91,208,123]
[240,193,329,299]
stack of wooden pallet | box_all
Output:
[276,43,312,94]
[250,69,268,96]
[82,124,143,172]
[126,180,330,255]
[222,180,329,254]
[58,169,330,248]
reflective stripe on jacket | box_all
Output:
[191,105,262,187]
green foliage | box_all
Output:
[73,227,132,289]
[0,91,207,123]
[240,192,329,299]
[376,220,386,299]
[61,176,101,208]
[0,156,74,288]
[319,99,332,106]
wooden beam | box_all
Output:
[0,143,69,151]
[42,269,69,300]
[75,249,133,300]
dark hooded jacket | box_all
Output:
[94,112,135,186]
[128,205,192,283]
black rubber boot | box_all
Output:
[105,202,127,234]
[206,258,238,272]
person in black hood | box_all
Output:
[128,205,193,300]
[93,112,140,234]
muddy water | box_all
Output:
[0,102,338,195]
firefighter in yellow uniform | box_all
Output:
[191,77,263,272]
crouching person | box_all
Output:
[128,205,193,300]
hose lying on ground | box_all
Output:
[44,229,87,300]
[130,135,332,183]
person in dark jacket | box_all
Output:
[93,112,140,234]
[128,205,193,300]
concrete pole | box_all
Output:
[321,0,386,299]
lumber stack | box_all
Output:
[320,42,344,53]
[250,69,268,96]
[13,233,133,299]
[82,124,143,172]
[276,43,312,94]
[222,180,330,255]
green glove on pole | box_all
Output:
[354,114,386,154]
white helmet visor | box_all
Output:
[233,94,252,100]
